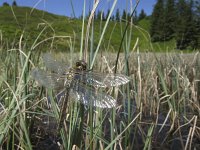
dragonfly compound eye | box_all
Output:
[76,60,87,71]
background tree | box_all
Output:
[93,11,97,20]
[3,2,9,6]
[176,0,196,49]
[193,0,200,49]
[150,0,165,42]
[126,12,132,23]
[115,8,120,21]
[121,9,127,21]
[12,0,17,6]
[133,11,138,23]
[111,15,115,21]
[138,9,147,21]
[164,0,176,40]
[102,11,105,21]
[96,10,101,20]
[86,10,91,19]
[105,9,110,20]
[186,0,197,49]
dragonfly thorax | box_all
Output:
[63,71,74,87]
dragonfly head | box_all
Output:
[75,60,87,71]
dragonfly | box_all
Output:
[31,53,130,108]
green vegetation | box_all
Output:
[138,9,147,21]
[0,49,199,149]
[150,0,200,50]
[0,6,177,52]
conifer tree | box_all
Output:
[93,11,96,20]
[127,13,131,21]
[150,0,165,42]
[12,0,17,6]
[96,10,101,20]
[176,0,195,49]
[194,0,200,49]
[133,11,138,23]
[186,0,196,49]
[105,9,110,20]
[164,0,176,40]
[138,9,147,21]
[87,10,91,19]
[115,9,120,21]
[176,0,188,49]
[111,15,115,21]
[3,2,9,6]
[121,9,127,21]
[102,11,105,21]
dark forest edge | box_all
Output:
[150,0,200,50]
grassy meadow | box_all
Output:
[0,3,200,150]
[0,6,178,52]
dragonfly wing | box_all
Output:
[69,81,116,108]
[31,68,65,90]
[42,53,69,75]
[75,71,130,87]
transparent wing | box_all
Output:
[74,71,130,87]
[69,81,116,108]
[42,53,69,75]
[42,53,129,87]
[31,69,117,108]
[31,68,65,90]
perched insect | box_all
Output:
[31,53,130,108]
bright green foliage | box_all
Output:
[0,6,177,51]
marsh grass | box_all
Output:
[0,47,200,149]
[0,1,200,150]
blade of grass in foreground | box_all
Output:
[114,0,140,73]
[0,50,33,149]
[105,113,141,150]
[90,0,118,69]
